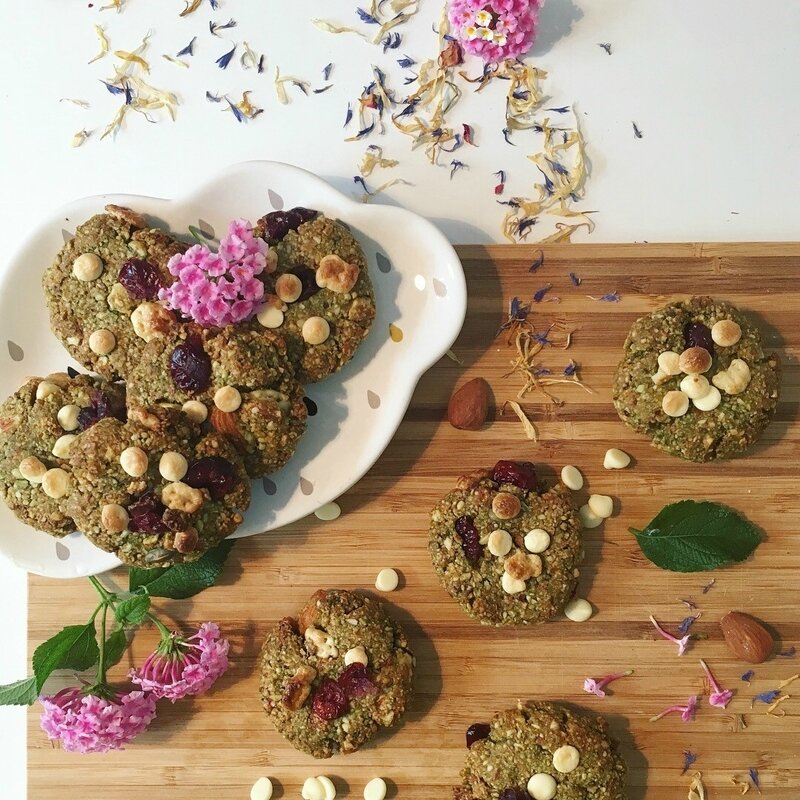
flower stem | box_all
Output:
[88,575,112,602]
[96,602,109,686]
[147,612,172,641]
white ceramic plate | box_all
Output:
[0,161,466,578]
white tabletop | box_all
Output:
[2,1,798,795]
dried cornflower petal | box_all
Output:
[678,614,700,635]
[779,646,796,657]
[752,689,781,705]
[356,7,380,24]
[588,291,620,302]
[61,98,90,108]
[209,18,237,37]
[176,37,196,57]
[312,19,368,38]
[359,177,411,203]
[216,44,236,69]
[114,48,150,73]
[162,55,189,68]
[89,25,109,64]
[359,144,398,176]
[240,42,259,70]
[741,670,754,683]
[71,129,91,148]
[529,249,544,271]
[598,42,612,54]
[503,400,537,440]
[688,772,707,800]
[180,0,203,16]
[702,579,716,593]
[450,159,467,179]
[397,54,415,68]
[749,768,760,793]
[633,121,644,138]
[682,750,698,775]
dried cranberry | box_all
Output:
[684,322,714,354]
[492,460,538,492]
[499,790,528,800]
[465,722,491,748]
[311,679,349,721]
[118,259,164,300]
[185,456,237,500]
[128,491,169,534]
[337,663,377,699]
[287,266,321,302]
[259,207,318,242]
[77,390,125,431]
[170,334,212,393]
[454,515,482,564]
[286,206,318,226]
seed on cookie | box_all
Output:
[89,329,117,356]
[19,456,47,484]
[662,390,690,417]
[712,319,742,347]
[680,374,711,400]
[657,351,681,376]
[72,252,104,282]
[679,346,712,375]
[275,273,303,303]
[693,385,722,411]
[552,744,580,773]
[527,773,557,800]
[42,468,70,499]
[524,528,551,553]
[487,529,513,557]
[101,503,129,532]
[35,381,60,401]
[52,434,77,459]
[214,386,242,413]
[492,492,521,520]
[344,646,369,666]
[159,451,188,482]
[560,464,584,490]
[120,446,148,477]
[302,316,331,345]
[161,481,203,513]
[181,400,208,423]
[57,404,81,431]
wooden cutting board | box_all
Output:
[28,243,800,799]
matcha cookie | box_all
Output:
[66,405,250,567]
[258,588,414,759]
[253,210,376,383]
[126,324,307,478]
[429,461,583,627]
[43,204,187,381]
[454,702,627,800]
[0,373,125,536]
[613,296,780,461]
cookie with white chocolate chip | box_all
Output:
[66,404,250,567]
[252,212,376,383]
[613,296,780,461]
[258,589,414,759]
[125,324,307,478]
[429,461,584,627]
[0,373,126,536]
[43,205,188,381]
[453,701,627,800]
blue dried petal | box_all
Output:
[208,0,219,7]
[206,90,224,103]
[546,106,570,113]
[353,121,375,139]
[397,54,415,68]
[356,7,380,23]
[753,689,781,704]
[598,42,612,54]
[494,170,506,182]
[496,199,519,208]
[512,90,530,100]
[545,157,570,177]
[517,217,537,237]
[176,36,196,57]
[529,250,544,272]
[510,296,521,317]
[563,361,578,376]
[440,135,463,153]
[293,81,309,95]
[215,44,236,69]
[681,750,697,776]
[100,80,125,96]
[323,62,333,80]
[403,74,418,85]
[590,291,621,302]
[449,160,467,179]
[353,175,371,194]
[394,100,418,118]
[749,768,760,789]
[373,65,387,86]
[314,85,333,94]
[257,54,265,73]
[382,32,401,51]
[226,99,245,123]
[569,272,581,286]
[502,127,514,145]
[344,102,353,127]
[536,167,555,195]
[209,18,237,36]
[124,82,133,105]
[533,284,552,303]
[741,670,755,682]
[533,367,552,376]
[779,646,796,657]
[702,579,715,593]
[677,615,699,635]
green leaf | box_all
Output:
[630,500,762,573]
[103,628,129,669]
[114,594,151,627]
[0,676,38,706]
[128,539,235,599]
[31,623,100,692]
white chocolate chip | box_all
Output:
[35,381,60,401]
[130,302,174,342]
[42,468,70,499]
[275,273,303,303]
[301,777,326,800]
[120,446,148,478]
[257,304,284,329]
[314,501,341,521]
[159,451,188,482]
[712,358,751,395]
[564,598,593,622]
[662,390,690,417]
[214,386,242,413]
[578,504,603,529]
[501,571,526,594]
[552,744,581,773]
[182,400,208,423]
[161,481,203,513]
[304,627,338,659]
[344,646,368,666]
[657,351,681,376]
[651,369,671,386]
[72,253,104,281]
[19,456,47,484]
[101,503,129,532]
[52,434,77,459]
[264,249,278,273]
[250,777,273,800]
[302,316,331,345]
[375,567,399,592]
[712,319,742,347]
[487,529,513,557]
[560,464,584,490]
[692,385,722,411]
[317,776,337,800]
[679,346,712,375]
[680,373,711,400]
[492,492,521,520]
[89,329,116,355]
[527,773,557,800]
[524,528,551,553]
[57,404,81,431]
[363,778,387,800]
[588,494,614,519]
[603,448,631,469]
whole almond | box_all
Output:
[448,377,490,430]
[210,407,242,439]
[720,611,774,664]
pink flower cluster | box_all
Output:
[159,219,268,328]
[448,0,541,62]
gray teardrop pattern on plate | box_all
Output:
[7,341,23,362]
[196,219,216,240]
[376,253,391,273]
[367,390,381,409]
[268,189,284,211]
[55,542,70,561]
[262,477,277,496]
[62,229,74,243]
[433,278,447,297]
[299,477,314,495]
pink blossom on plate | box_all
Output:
[130,623,230,702]
[218,235,247,263]
[203,252,229,278]
[39,687,157,754]
[240,277,265,302]
[448,0,541,62]
[242,251,267,274]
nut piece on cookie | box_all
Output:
[104,204,146,228]
[712,358,751,395]
[161,481,204,513]
[281,664,318,711]
[173,527,199,554]
[131,302,175,342]
[456,468,492,491]
[304,627,338,659]
[316,254,360,294]
[505,551,542,581]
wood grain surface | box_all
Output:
[28,242,800,799]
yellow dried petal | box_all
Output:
[60,98,90,108]
[687,772,707,800]
[88,25,109,64]
[100,104,128,140]
[360,178,412,203]
[504,400,537,440]
[114,49,150,72]
[162,54,189,68]
[71,129,91,148]
[312,19,367,37]
[240,41,259,70]
[179,0,203,16]
[359,145,399,176]
[99,0,123,11]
